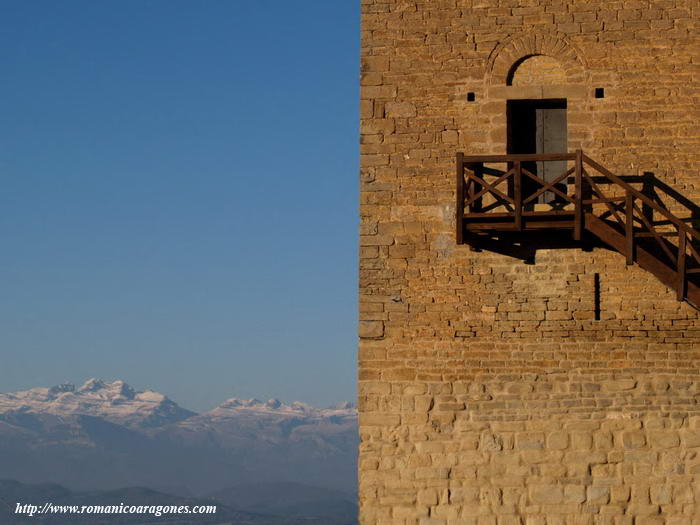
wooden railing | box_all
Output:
[456,151,580,240]
[456,151,700,304]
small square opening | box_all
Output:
[595,88,605,99]
[467,92,476,102]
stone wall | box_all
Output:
[358,0,700,523]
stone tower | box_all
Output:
[358,1,700,523]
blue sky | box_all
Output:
[0,1,359,411]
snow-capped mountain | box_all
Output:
[167,395,357,453]
[0,381,356,427]
[0,378,195,428]
[0,380,358,497]
[205,397,356,419]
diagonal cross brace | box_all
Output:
[522,166,575,205]
[521,168,572,204]
[464,169,515,206]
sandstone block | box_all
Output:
[604,379,637,391]
[648,431,680,449]
[417,488,439,506]
[529,485,563,504]
[515,432,545,450]
[361,55,389,72]
[571,431,593,451]
[649,485,671,505]
[586,486,610,505]
[622,431,646,449]
[547,431,569,450]
[359,412,400,426]
[671,484,693,504]
[611,485,631,503]
[564,485,586,503]
[385,102,416,118]
[415,467,450,480]
[359,320,384,339]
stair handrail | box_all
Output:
[582,154,700,243]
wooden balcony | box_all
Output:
[456,151,700,307]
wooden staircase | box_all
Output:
[456,151,700,308]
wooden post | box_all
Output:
[678,229,686,301]
[574,149,583,241]
[456,153,464,245]
[514,161,522,231]
[642,171,654,226]
[625,191,634,265]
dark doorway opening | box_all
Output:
[507,99,568,205]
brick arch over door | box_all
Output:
[486,32,587,86]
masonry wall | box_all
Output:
[358,1,700,523]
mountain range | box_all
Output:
[0,380,358,523]
[0,378,195,428]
